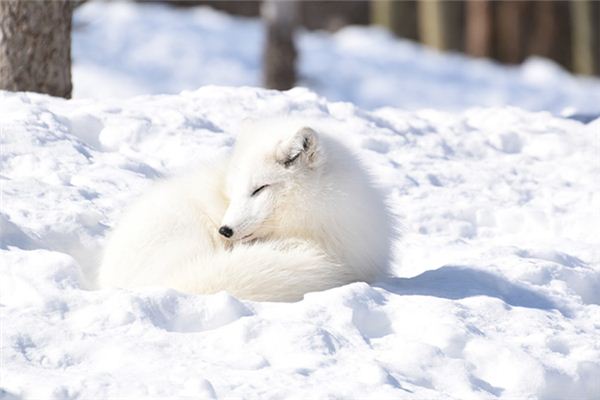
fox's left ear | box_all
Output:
[276,127,319,169]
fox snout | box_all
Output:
[218,225,234,238]
[219,195,272,242]
[218,224,255,242]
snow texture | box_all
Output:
[2,86,600,399]
[2,2,600,399]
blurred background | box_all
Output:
[1,0,599,114]
[178,0,600,76]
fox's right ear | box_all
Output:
[276,127,319,169]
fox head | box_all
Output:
[219,122,323,242]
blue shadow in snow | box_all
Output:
[0,388,22,400]
[565,113,600,124]
[378,266,569,316]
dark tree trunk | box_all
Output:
[527,1,572,70]
[442,1,465,52]
[262,0,298,90]
[0,0,73,98]
[301,1,369,32]
[494,0,528,64]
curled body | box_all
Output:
[98,119,394,301]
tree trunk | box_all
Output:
[591,1,600,75]
[0,0,73,98]
[371,0,418,41]
[417,0,463,52]
[465,0,493,58]
[262,0,298,90]
[571,0,600,75]
[494,0,528,64]
[417,0,444,50]
[441,1,464,52]
[301,1,369,32]
[527,1,571,70]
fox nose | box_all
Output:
[218,225,234,238]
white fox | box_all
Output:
[98,119,394,301]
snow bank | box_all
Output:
[72,1,600,115]
[2,87,599,399]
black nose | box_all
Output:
[218,226,233,238]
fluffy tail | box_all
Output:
[163,239,356,302]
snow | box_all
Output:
[2,1,600,399]
[2,86,600,399]
[72,1,600,115]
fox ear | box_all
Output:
[277,127,319,168]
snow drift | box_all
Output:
[1,86,599,399]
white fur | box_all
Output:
[98,119,394,301]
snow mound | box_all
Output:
[1,87,599,399]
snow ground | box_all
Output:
[2,1,600,399]
[72,1,600,115]
[2,86,600,399]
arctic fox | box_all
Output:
[98,119,394,301]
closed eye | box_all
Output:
[283,152,301,168]
[251,184,269,197]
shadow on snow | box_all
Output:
[379,265,569,316]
